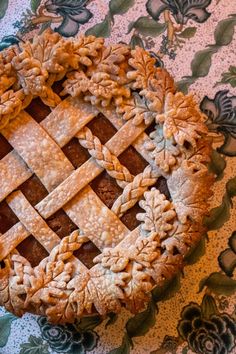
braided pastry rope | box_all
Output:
[112,165,160,217]
[76,127,133,188]
[0,29,214,322]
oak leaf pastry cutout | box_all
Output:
[0,29,213,323]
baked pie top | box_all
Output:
[0,29,213,323]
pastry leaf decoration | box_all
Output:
[184,137,212,165]
[137,188,176,239]
[157,92,208,147]
[162,221,203,255]
[127,47,156,89]
[151,252,183,283]
[63,44,131,107]
[116,92,155,125]
[73,35,104,67]
[95,234,160,313]
[94,44,130,75]
[0,50,16,95]
[94,249,130,272]
[167,161,214,223]
[127,47,175,112]
[145,125,181,172]
[123,262,152,313]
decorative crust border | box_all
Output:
[0,30,214,323]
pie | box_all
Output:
[0,29,213,323]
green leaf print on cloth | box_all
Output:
[184,235,206,265]
[126,300,157,338]
[30,0,41,14]
[111,275,182,353]
[218,231,236,277]
[130,34,145,49]
[109,0,135,21]
[75,315,103,332]
[86,0,134,37]
[152,274,181,302]
[199,272,236,296]
[177,14,236,93]
[208,150,226,181]
[217,66,236,88]
[178,27,197,38]
[20,335,50,354]
[200,90,236,156]
[108,301,157,353]
[105,313,118,329]
[201,294,218,319]
[128,16,167,36]
[204,176,236,230]
[85,14,111,37]
[0,0,8,19]
[0,313,16,347]
[108,334,131,354]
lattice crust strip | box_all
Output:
[0,29,214,323]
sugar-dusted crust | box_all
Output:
[0,30,214,323]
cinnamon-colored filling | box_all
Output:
[62,138,90,168]
[25,97,51,123]
[0,133,13,159]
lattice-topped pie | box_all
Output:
[0,30,213,323]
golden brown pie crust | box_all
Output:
[0,29,213,323]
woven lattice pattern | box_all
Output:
[0,30,213,323]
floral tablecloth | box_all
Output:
[0,1,236,353]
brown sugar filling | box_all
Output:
[0,200,19,234]
[47,209,78,239]
[62,137,90,169]
[119,145,148,175]
[0,133,13,159]
[16,235,49,267]
[87,113,117,144]
[90,171,123,208]
[25,97,51,123]
[74,241,101,269]
[19,175,48,206]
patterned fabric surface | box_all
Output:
[0,0,236,353]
